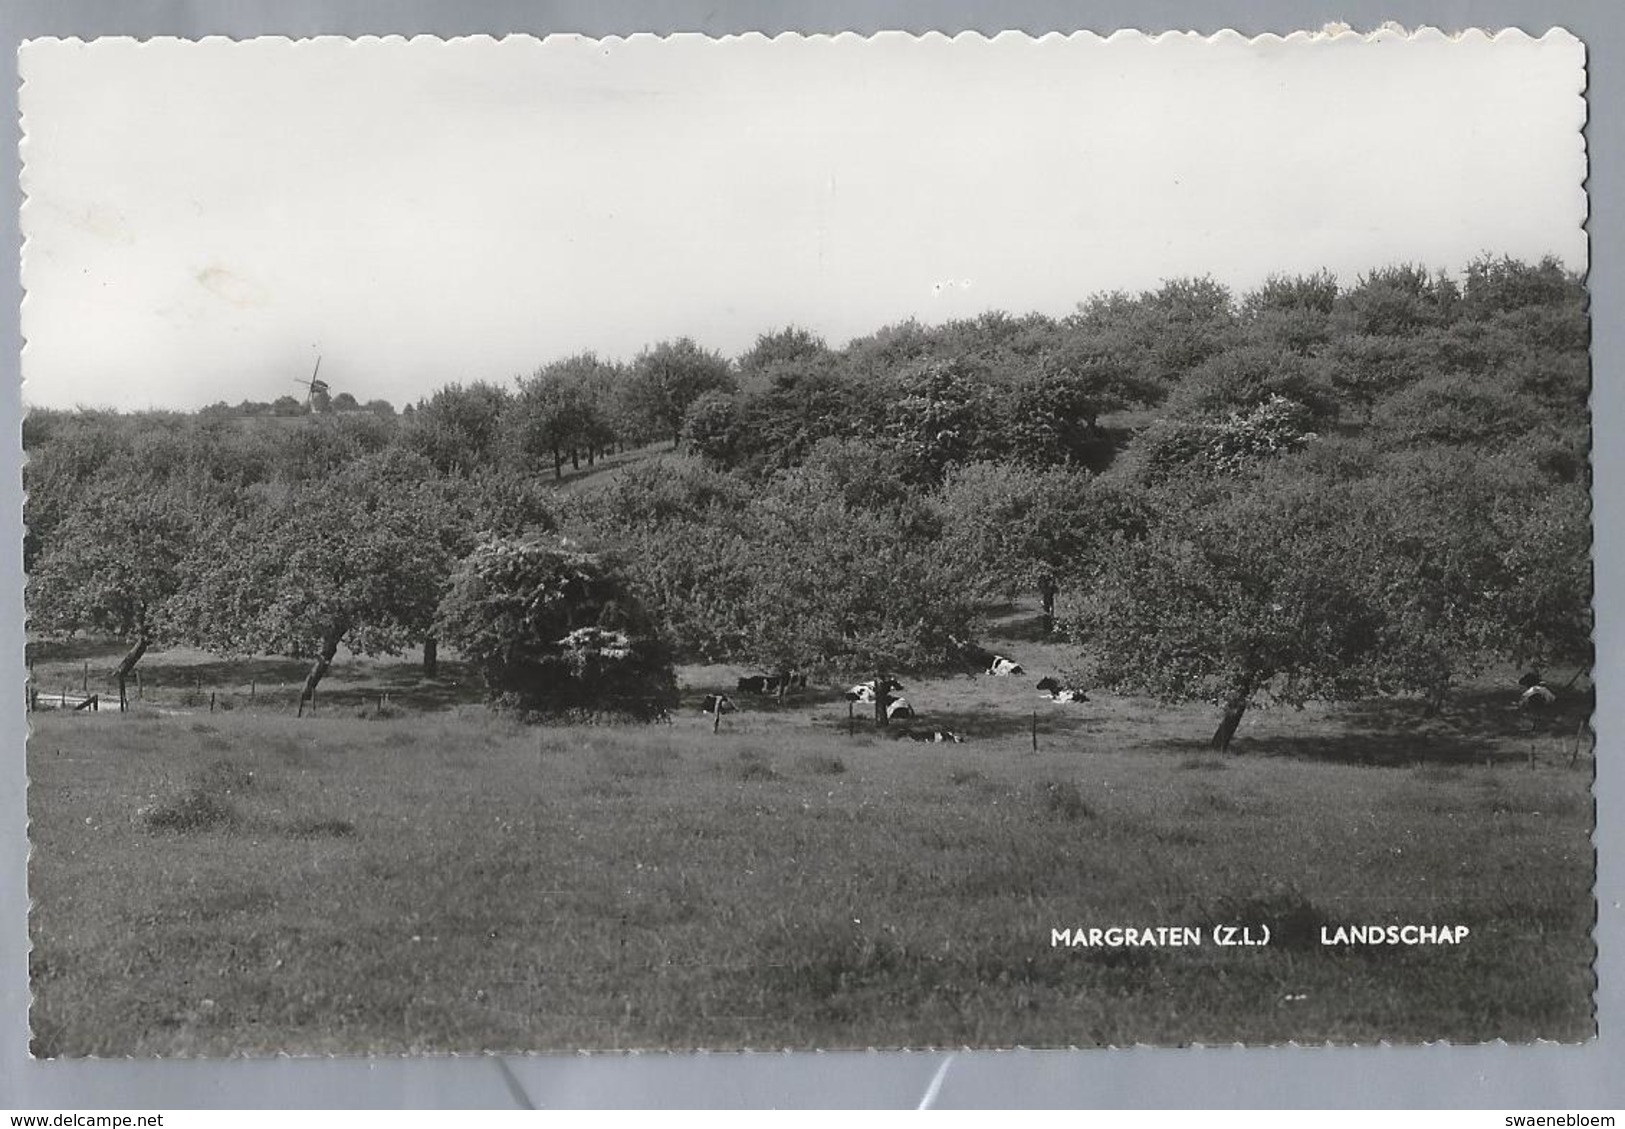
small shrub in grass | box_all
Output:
[192,759,254,795]
[1177,755,1228,772]
[1037,779,1094,821]
[733,751,781,782]
[285,816,356,839]
[802,754,846,776]
[949,769,986,786]
[143,789,236,834]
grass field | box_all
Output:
[26,636,1595,1055]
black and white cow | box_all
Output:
[1517,683,1557,710]
[988,656,1024,677]
[844,678,905,704]
[1036,677,1089,704]
[903,729,965,744]
[886,696,915,720]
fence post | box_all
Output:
[82,661,88,693]
[847,701,854,737]
[210,692,216,713]
[1031,710,1038,752]
[250,679,255,701]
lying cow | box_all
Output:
[1036,677,1089,704]
[902,729,964,744]
[699,693,738,715]
[844,678,904,704]
[1517,683,1557,710]
[886,696,915,720]
[988,656,1024,677]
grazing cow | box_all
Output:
[844,678,904,704]
[903,729,964,744]
[1036,677,1090,704]
[699,693,738,715]
[886,697,915,720]
[988,656,1023,677]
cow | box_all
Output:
[902,729,964,744]
[844,678,904,704]
[1036,677,1090,704]
[886,696,915,720]
[1518,683,1557,710]
[699,693,738,715]
[988,656,1023,677]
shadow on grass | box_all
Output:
[1231,686,1592,767]
[107,655,489,715]
[1235,731,1492,767]
[806,705,1074,743]
[26,638,129,665]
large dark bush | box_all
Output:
[434,536,677,721]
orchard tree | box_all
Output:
[170,458,454,712]
[399,381,513,476]
[28,482,200,707]
[510,353,619,477]
[626,338,735,449]
[1240,270,1339,356]
[568,452,976,692]
[737,325,831,383]
[933,461,1107,633]
[883,360,994,484]
[1068,467,1392,752]
[680,389,742,467]
[434,535,676,721]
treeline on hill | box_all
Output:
[24,256,1591,747]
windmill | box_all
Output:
[294,355,331,413]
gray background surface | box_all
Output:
[0,1,1616,1110]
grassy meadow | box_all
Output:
[26,637,1595,1055]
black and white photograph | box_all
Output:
[18,28,1593,1057]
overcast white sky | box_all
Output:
[18,29,1587,411]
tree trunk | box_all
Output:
[114,633,150,712]
[873,670,888,729]
[422,636,438,678]
[587,448,595,467]
[1038,575,1058,636]
[1210,686,1251,753]
[297,629,345,716]
[571,448,580,471]
[552,448,563,481]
